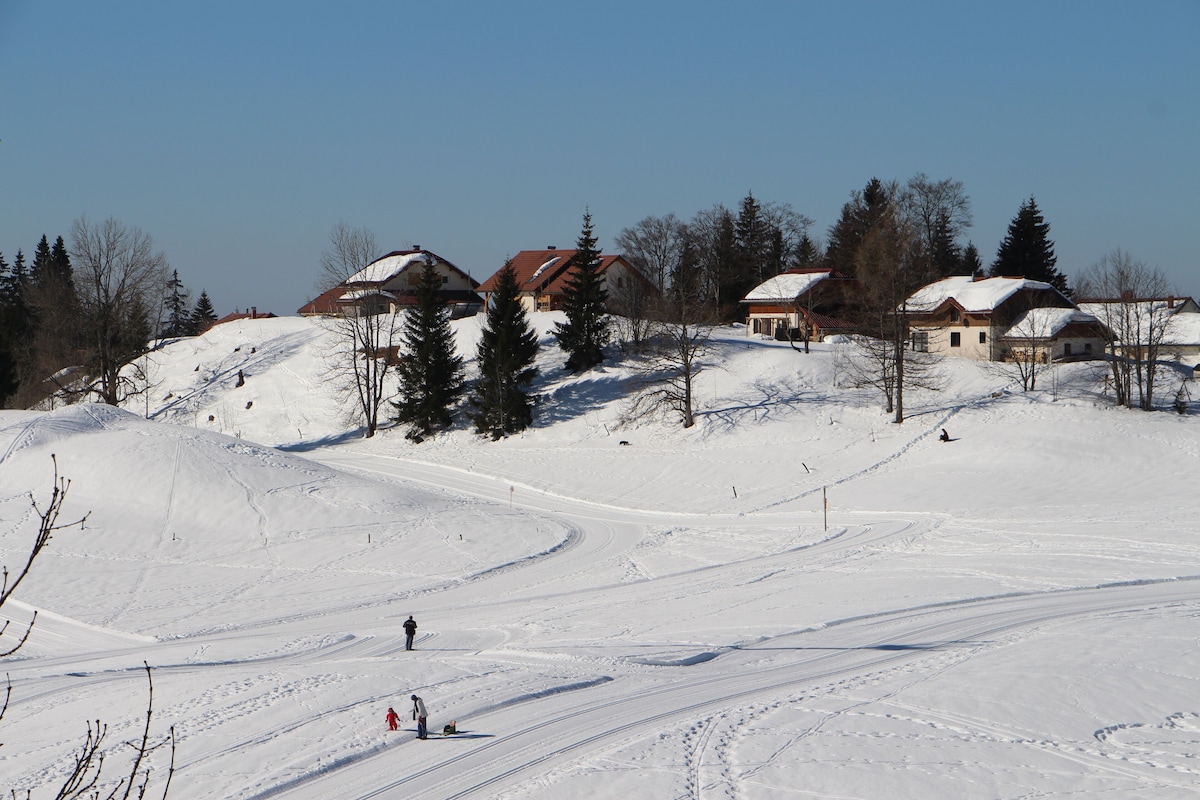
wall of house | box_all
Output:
[914,323,996,360]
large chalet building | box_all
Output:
[476,248,656,315]
[297,249,482,318]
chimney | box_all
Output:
[251,306,257,319]
[1168,295,1175,309]
[547,245,556,250]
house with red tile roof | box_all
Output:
[476,248,656,315]
[297,249,482,318]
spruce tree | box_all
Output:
[393,259,465,440]
[960,241,983,277]
[0,252,20,404]
[469,261,539,439]
[990,197,1068,293]
[163,270,193,337]
[553,211,609,372]
[191,290,218,332]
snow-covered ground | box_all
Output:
[1,314,1198,799]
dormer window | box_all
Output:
[949,308,961,323]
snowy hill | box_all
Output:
[1,314,1198,799]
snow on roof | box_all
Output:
[1076,302,1200,347]
[527,256,560,284]
[339,288,396,301]
[906,276,1056,313]
[1002,307,1098,339]
[347,251,430,284]
[743,271,831,302]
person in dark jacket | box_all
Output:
[403,615,417,650]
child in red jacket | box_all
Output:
[386,707,400,731]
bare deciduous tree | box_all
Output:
[614,214,685,294]
[848,205,944,422]
[67,217,169,406]
[317,223,396,437]
[2,458,174,800]
[1075,250,1177,410]
[624,245,718,429]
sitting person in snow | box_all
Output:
[442,720,457,736]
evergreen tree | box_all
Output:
[824,178,894,278]
[927,210,962,280]
[990,197,1069,293]
[792,233,823,268]
[30,235,53,287]
[163,270,193,337]
[0,252,20,405]
[553,211,610,372]
[960,241,983,277]
[734,191,771,289]
[191,290,218,332]
[469,261,539,439]
[393,259,465,440]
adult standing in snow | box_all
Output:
[386,707,400,731]
[411,694,428,739]
[404,615,418,650]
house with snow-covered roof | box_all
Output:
[905,275,1109,362]
[297,248,482,318]
[476,248,656,316]
[1075,296,1200,366]
[741,268,859,342]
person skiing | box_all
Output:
[411,694,428,739]
[386,707,400,731]
[403,615,418,650]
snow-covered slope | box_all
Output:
[1,315,1197,799]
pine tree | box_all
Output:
[792,233,822,268]
[469,261,540,439]
[191,290,218,332]
[990,197,1069,293]
[960,241,983,277]
[393,259,465,440]
[553,211,610,372]
[0,252,21,404]
[824,178,894,278]
[163,270,193,337]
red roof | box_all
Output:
[477,250,640,295]
[215,308,277,325]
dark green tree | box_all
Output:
[792,233,823,268]
[990,197,1069,293]
[553,211,610,372]
[469,261,539,439]
[163,270,193,337]
[0,252,22,405]
[824,177,895,278]
[960,241,983,276]
[734,191,771,289]
[393,259,465,440]
[191,290,218,332]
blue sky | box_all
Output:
[2,1,1196,316]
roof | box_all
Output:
[347,250,429,284]
[742,269,836,303]
[297,286,345,315]
[477,250,639,295]
[346,249,479,288]
[1001,307,1102,340]
[906,275,1061,314]
[214,309,277,326]
[1076,302,1200,347]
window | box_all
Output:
[1084,342,1093,354]
[979,332,987,344]
[949,308,961,323]
[911,330,930,352]
[950,331,961,347]
[442,275,449,285]
[1063,342,1072,357]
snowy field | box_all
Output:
[1,314,1198,799]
